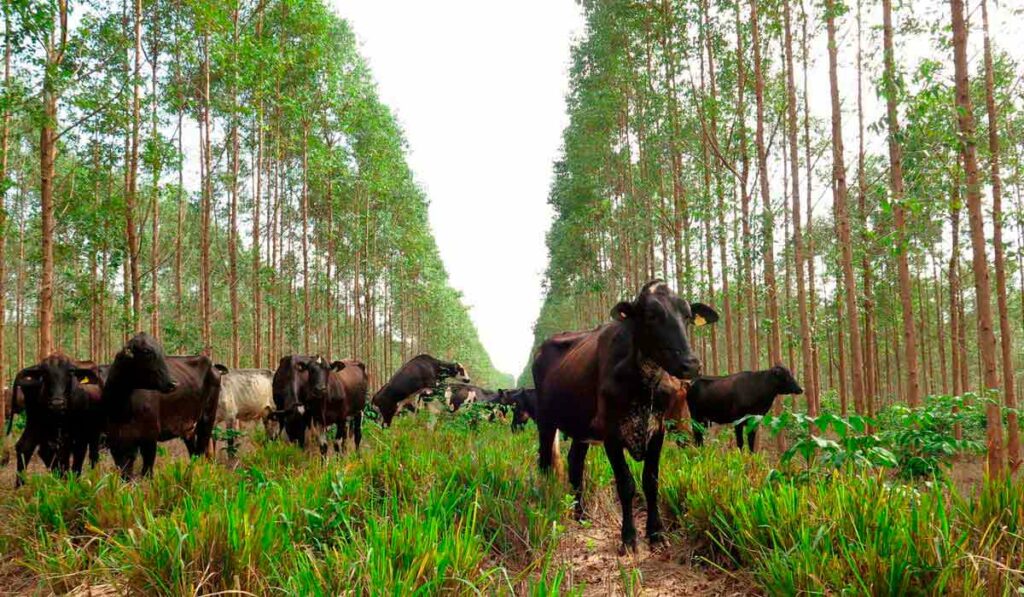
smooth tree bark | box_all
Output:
[980,0,1018,468]
[750,0,782,367]
[126,0,143,330]
[38,0,69,360]
[783,0,816,415]
[949,0,1003,474]
[826,0,866,414]
[881,0,921,407]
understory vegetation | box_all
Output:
[2,399,1022,596]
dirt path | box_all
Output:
[552,491,756,596]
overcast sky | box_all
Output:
[332,1,584,376]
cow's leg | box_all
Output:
[315,422,329,457]
[747,427,757,453]
[567,439,589,520]
[139,441,157,477]
[604,437,637,553]
[353,412,363,451]
[112,444,138,480]
[336,420,347,454]
[70,436,89,476]
[734,424,745,450]
[538,423,558,472]
[88,435,100,469]
[226,419,238,457]
[693,420,705,447]
[14,429,39,488]
[642,429,665,544]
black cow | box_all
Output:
[492,388,537,431]
[371,354,470,427]
[533,280,718,553]
[301,358,368,455]
[102,333,223,478]
[445,383,494,412]
[11,355,103,486]
[271,355,336,446]
[686,365,803,451]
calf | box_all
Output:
[686,365,803,451]
[10,355,103,486]
[534,280,718,553]
[372,354,470,427]
[214,368,274,454]
[102,334,223,478]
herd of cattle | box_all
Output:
[3,280,804,553]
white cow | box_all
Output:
[214,368,275,453]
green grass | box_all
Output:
[1,406,1022,595]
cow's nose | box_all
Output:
[681,356,702,379]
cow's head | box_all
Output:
[611,280,718,380]
[112,332,177,393]
[770,365,804,395]
[295,356,339,402]
[14,356,97,413]
[439,361,470,384]
[511,391,533,432]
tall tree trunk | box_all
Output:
[783,0,815,415]
[149,0,160,338]
[826,0,866,414]
[750,0,782,368]
[856,0,876,408]
[735,2,758,370]
[300,123,311,354]
[881,0,921,407]
[126,0,143,331]
[980,0,1018,469]
[38,1,69,360]
[200,31,213,352]
[0,7,10,400]
[228,5,240,368]
[950,0,1003,474]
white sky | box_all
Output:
[332,1,584,376]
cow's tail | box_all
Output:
[538,423,563,480]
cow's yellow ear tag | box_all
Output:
[694,315,707,327]
[81,376,90,384]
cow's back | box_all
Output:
[338,361,368,412]
[219,369,273,423]
[534,327,605,438]
[118,356,220,442]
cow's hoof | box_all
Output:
[617,538,638,556]
[647,530,666,547]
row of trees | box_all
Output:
[526,0,1024,474]
[0,0,505,392]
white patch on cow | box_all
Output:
[466,390,477,404]
[444,387,452,401]
[296,404,306,415]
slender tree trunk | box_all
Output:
[950,0,1003,474]
[228,5,240,368]
[126,0,143,330]
[783,0,815,415]
[0,8,10,398]
[750,0,782,368]
[980,0,1018,469]
[735,3,758,371]
[881,0,921,407]
[300,123,311,354]
[856,0,876,408]
[38,2,69,360]
[149,0,160,338]
[200,30,213,352]
[826,0,866,414]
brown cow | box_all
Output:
[371,354,470,427]
[102,333,223,478]
[533,280,718,553]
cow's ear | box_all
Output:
[690,302,719,326]
[611,301,634,321]
[331,360,346,372]
[72,368,100,385]
[16,367,43,386]
[214,364,229,375]
[295,361,308,372]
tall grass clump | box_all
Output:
[0,413,572,595]
[661,448,1024,595]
